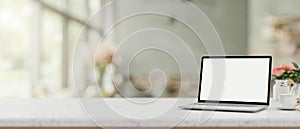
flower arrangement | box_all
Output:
[263,16,300,45]
[95,43,116,97]
[272,62,300,83]
[263,16,300,56]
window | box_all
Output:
[0,0,104,98]
[0,0,31,98]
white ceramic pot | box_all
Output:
[273,80,290,101]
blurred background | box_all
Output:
[1,0,300,98]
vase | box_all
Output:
[100,63,116,97]
[291,83,300,97]
[273,80,290,101]
[98,63,123,97]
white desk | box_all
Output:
[0,98,299,128]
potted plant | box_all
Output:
[272,63,296,100]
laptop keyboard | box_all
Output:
[198,103,258,107]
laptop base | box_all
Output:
[179,103,267,113]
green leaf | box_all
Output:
[292,62,299,69]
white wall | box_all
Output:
[107,0,248,75]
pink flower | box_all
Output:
[97,44,116,64]
[280,64,296,71]
[272,67,285,76]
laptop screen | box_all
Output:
[199,56,271,104]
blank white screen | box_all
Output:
[200,58,270,103]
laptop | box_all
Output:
[179,56,272,113]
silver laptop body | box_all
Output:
[179,56,272,113]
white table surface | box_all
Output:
[0,98,300,127]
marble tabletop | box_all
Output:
[0,98,300,127]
